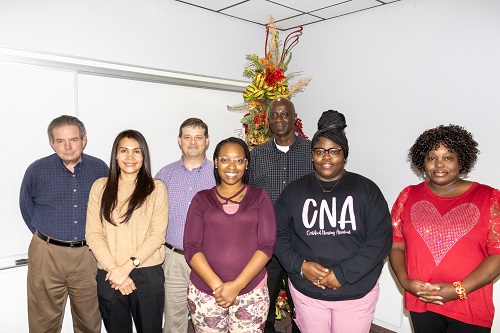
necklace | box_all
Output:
[315,171,345,193]
[215,184,247,204]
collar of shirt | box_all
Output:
[56,153,87,173]
[273,135,299,152]
[179,155,211,172]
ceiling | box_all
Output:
[174,0,402,30]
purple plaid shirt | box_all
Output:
[155,156,215,250]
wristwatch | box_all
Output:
[130,257,140,267]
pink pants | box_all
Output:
[288,280,380,333]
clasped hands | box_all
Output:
[106,264,137,296]
[403,279,457,305]
[302,261,341,290]
[213,281,241,309]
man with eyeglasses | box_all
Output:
[155,118,215,333]
[249,97,313,333]
[20,115,108,333]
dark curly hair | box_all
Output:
[409,124,479,175]
[213,137,251,185]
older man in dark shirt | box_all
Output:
[20,115,108,333]
[249,98,313,333]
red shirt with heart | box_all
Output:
[392,182,500,328]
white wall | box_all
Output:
[1,0,500,332]
[290,0,500,331]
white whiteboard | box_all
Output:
[78,74,245,173]
[0,61,245,263]
[0,61,76,261]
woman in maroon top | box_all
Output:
[390,124,500,333]
[184,137,276,332]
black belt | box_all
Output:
[165,242,184,255]
[36,231,87,248]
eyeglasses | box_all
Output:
[217,156,247,166]
[312,147,343,157]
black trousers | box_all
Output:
[265,255,301,333]
[97,265,165,333]
[410,311,491,333]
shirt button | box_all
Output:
[72,175,76,177]
[73,189,76,192]
[74,205,77,208]
[74,221,78,224]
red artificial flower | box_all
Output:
[295,117,308,139]
[262,112,269,125]
[264,68,285,87]
[242,113,249,134]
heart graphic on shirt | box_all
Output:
[411,201,479,266]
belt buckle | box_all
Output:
[70,240,84,247]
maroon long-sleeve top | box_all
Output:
[184,185,276,295]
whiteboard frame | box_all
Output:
[0,47,248,93]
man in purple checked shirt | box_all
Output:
[155,118,215,333]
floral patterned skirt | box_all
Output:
[187,281,270,332]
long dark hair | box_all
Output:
[212,137,251,186]
[100,130,155,225]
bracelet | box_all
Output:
[453,281,467,300]
[300,260,306,277]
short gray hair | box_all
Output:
[47,115,86,142]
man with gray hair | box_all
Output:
[20,115,108,333]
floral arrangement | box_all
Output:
[275,287,291,320]
[228,17,311,148]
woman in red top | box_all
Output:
[390,124,500,333]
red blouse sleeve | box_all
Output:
[391,186,412,242]
[487,188,500,254]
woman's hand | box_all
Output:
[319,270,342,290]
[399,277,445,305]
[415,282,458,305]
[118,277,137,295]
[213,281,241,308]
[106,263,134,289]
[302,261,330,289]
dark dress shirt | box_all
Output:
[249,136,313,203]
[20,153,108,241]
